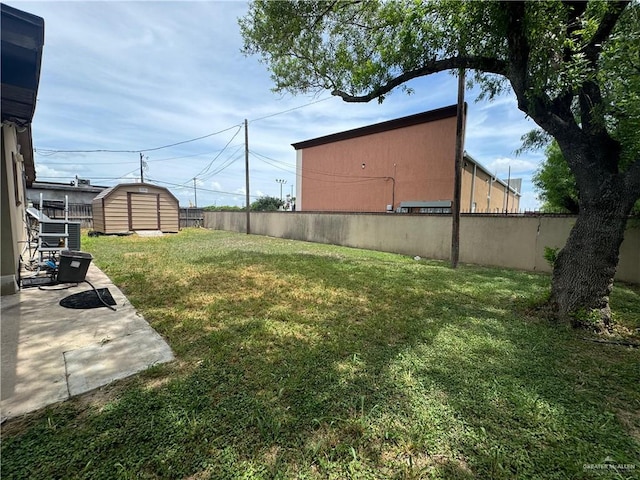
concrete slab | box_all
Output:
[135,230,163,237]
[0,263,174,421]
[65,327,173,396]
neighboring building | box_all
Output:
[28,179,108,206]
[27,179,109,228]
[1,4,45,295]
[292,104,520,213]
[92,183,179,234]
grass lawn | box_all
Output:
[2,228,639,479]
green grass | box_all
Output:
[2,228,639,479]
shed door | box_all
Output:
[128,193,160,230]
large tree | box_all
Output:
[534,140,640,215]
[240,0,640,329]
[533,141,581,214]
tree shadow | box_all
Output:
[2,249,638,479]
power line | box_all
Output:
[147,177,260,199]
[199,150,245,181]
[249,152,295,174]
[34,97,333,155]
[248,96,332,124]
[194,126,243,178]
[34,124,242,155]
[147,145,244,163]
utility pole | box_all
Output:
[276,179,287,201]
[505,165,511,214]
[245,119,250,234]
[193,177,197,208]
[451,68,465,269]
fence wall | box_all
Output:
[203,212,640,284]
[40,205,205,230]
[179,208,204,228]
[42,204,94,228]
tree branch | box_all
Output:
[503,1,529,94]
[502,2,576,138]
[563,1,589,63]
[331,56,508,102]
[584,1,629,61]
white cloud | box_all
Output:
[518,190,541,212]
[18,1,544,208]
[485,157,539,176]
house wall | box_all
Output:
[203,211,640,284]
[1,123,28,294]
[298,116,458,212]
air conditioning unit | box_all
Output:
[76,178,91,186]
[40,221,81,250]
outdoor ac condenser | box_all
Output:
[40,221,81,250]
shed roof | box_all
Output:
[93,183,179,204]
[292,104,459,150]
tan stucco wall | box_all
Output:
[298,116,458,212]
[204,212,639,284]
[461,164,520,213]
[1,124,29,294]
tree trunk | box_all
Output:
[550,194,631,330]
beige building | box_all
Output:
[292,105,520,213]
[92,183,179,234]
[1,5,44,295]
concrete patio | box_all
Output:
[1,263,174,422]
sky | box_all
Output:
[14,0,545,210]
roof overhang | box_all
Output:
[1,3,45,125]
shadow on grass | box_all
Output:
[2,247,638,479]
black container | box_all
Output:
[57,251,93,283]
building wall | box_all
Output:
[100,192,128,234]
[298,116,458,212]
[28,182,106,206]
[203,212,639,284]
[159,195,179,231]
[93,200,105,233]
[461,164,520,213]
[1,124,28,294]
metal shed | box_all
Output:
[92,183,179,234]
